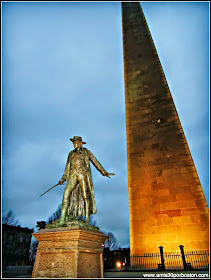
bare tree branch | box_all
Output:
[47,204,62,224]
[2,210,20,226]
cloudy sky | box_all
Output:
[2,2,209,248]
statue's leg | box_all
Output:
[78,174,89,222]
[60,175,78,223]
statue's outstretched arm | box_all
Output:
[88,150,115,178]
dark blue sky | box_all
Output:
[2,2,209,248]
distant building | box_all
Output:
[2,224,33,268]
[103,248,130,270]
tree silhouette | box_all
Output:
[89,216,119,250]
[89,215,97,226]
[104,232,119,251]
[29,240,39,262]
[2,210,20,226]
[47,204,62,224]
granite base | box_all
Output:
[32,226,107,278]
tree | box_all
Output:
[2,210,20,226]
[89,215,97,226]
[47,204,62,224]
[104,232,119,251]
[29,240,38,263]
[88,216,119,251]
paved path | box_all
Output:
[104,270,209,278]
[2,268,209,278]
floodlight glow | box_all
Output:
[116,262,121,268]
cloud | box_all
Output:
[2,2,209,249]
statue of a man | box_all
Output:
[58,136,115,223]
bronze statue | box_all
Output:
[58,136,115,223]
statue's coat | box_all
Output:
[61,148,106,217]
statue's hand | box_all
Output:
[58,180,65,185]
[104,172,115,178]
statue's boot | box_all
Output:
[60,207,67,224]
[85,200,90,223]
[60,218,65,224]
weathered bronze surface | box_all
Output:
[56,136,115,224]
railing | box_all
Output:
[131,252,160,270]
[164,251,183,270]
[185,250,209,270]
[130,246,209,271]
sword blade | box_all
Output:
[40,183,60,197]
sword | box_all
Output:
[40,182,64,197]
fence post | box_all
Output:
[159,246,165,270]
[179,245,188,270]
[131,254,134,270]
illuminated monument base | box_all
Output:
[32,227,107,278]
[121,2,209,254]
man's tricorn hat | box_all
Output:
[70,136,86,144]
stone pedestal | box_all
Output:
[32,226,107,278]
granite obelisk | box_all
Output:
[121,2,209,255]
